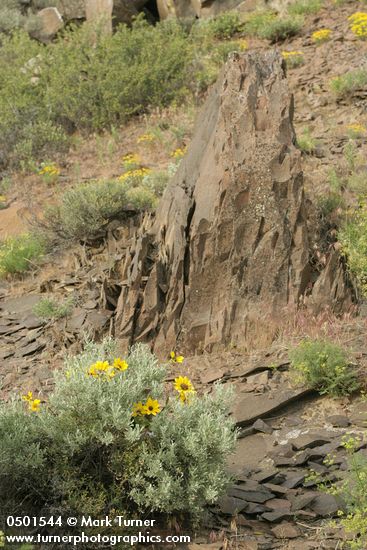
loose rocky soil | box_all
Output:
[2,1,367,548]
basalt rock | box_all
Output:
[115,51,356,354]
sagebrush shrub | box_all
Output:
[289,339,360,396]
[0,340,236,522]
[43,180,129,240]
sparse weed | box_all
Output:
[297,127,318,154]
[33,297,74,321]
[0,233,45,277]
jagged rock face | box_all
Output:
[115,51,355,354]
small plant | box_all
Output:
[0,340,236,520]
[339,203,367,295]
[346,123,367,139]
[0,233,45,277]
[327,436,367,549]
[289,339,360,397]
[317,191,345,218]
[38,162,60,185]
[297,127,318,154]
[257,16,304,42]
[288,0,323,15]
[282,50,305,68]
[312,28,332,43]
[33,297,74,321]
[330,69,367,98]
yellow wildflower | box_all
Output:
[312,29,332,43]
[174,375,195,394]
[22,391,33,402]
[38,163,60,178]
[170,351,184,363]
[137,133,155,144]
[29,399,41,412]
[113,358,128,371]
[347,123,366,137]
[236,39,248,51]
[122,153,141,166]
[350,15,367,39]
[88,360,111,377]
[0,195,6,202]
[144,397,161,416]
[118,168,151,182]
[178,390,195,404]
[132,401,147,417]
[170,147,186,160]
[348,12,367,23]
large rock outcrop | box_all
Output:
[115,51,356,354]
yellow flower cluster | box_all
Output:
[88,358,128,380]
[347,123,366,137]
[137,133,155,144]
[170,147,186,159]
[122,153,141,166]
[38,164,60,178]
[118,168,151,182]
[22,391,41,412]
[132,397,161,417]
[282,51,304,59]
[312,29,332,43]
[174,375,195,403]
[0,195,7,202]
[282,51,304,68]
[348,12,367,39]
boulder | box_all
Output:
[115,51,356,355]
[157,0,196,19]
[86,0,113,33]
[57,0,85,20]
[36,7,64,41]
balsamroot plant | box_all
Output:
[0,340,236,522]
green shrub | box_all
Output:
[0,18,193,168]
[297,126,318,154]
[289,339,360,397]
[33,296,73,321]
[243,10,277,36]
[0,233,45,277]
[339,204,367,295]
[203,12,244,39]
[243,11,303,41]
[0,0,43,34]
[0,340,236,520]
[331,69,367,98]
[288,0,323,15]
